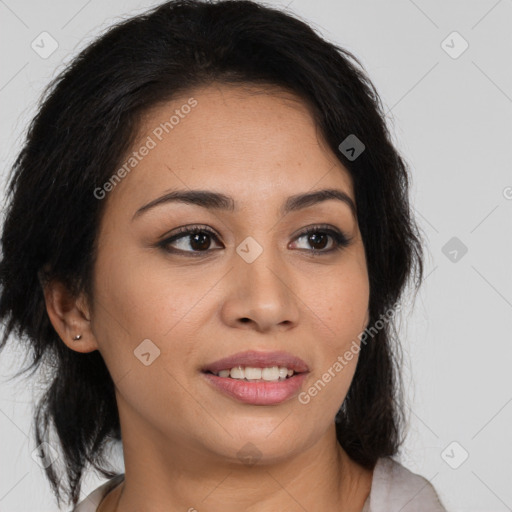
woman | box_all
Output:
[0,1,447,510]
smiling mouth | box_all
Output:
[201,368,309,405]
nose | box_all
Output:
[219,239,300,333]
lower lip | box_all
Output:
[202,372,308,405]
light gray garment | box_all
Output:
[71,456,447,511]
[361,457,447,512]
[71,474,124,512]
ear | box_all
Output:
[42,279,99,353]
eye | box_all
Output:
[290,224,352,254]
[158,225,223,256]
[157,223,352,257]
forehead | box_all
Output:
[104,82,354,213]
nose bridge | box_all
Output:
[228,232,299,328]
[235,232,286,290]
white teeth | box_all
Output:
[245,367,262,380]
[230,366,245,379]
[214,366,296,381]
[261,367,279,381]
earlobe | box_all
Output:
[42,279,99,353]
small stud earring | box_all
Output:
[73,334,82,341]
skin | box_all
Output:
[44,82,374,512]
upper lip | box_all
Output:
[201,350,310,374]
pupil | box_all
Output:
[310,233,327,250]
[191,233,210,250]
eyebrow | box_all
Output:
[132,187,357,221]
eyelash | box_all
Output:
[157,224,352,257]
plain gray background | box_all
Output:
[1,0,511,511]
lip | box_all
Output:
[201,350,310,374]
[202,372,309,405]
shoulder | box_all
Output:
[70,474,125,512]
[365,457,448,512]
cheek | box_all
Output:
[90,242,212,381]
[95,235,214,328]
[296,259,368,412]
[306,256,369,346]
[89,246,212,432]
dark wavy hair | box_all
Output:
[0,0,424,507]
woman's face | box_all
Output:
[86,83,370,464]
